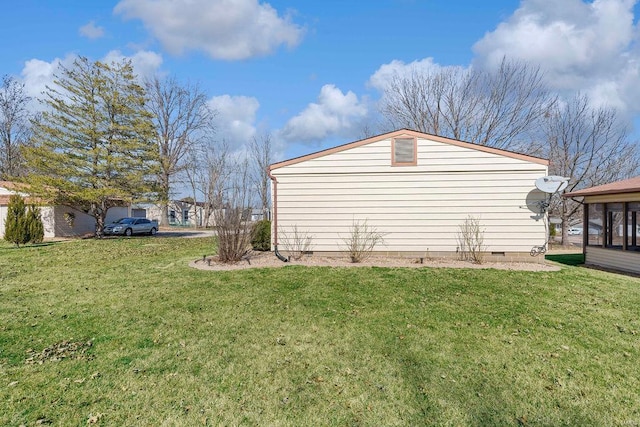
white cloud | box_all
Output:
[208,95,260,149]
[21,56,75,99]
[79,21,105,39]
[281,84,368,143]
[368,57,445,91]
[114,0,304,60]
[102,50,164,80]
[21,58,59,99]
[473,0,640,113]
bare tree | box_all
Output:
[249,133,272,218]
[0,75,32,179]
[145,76,216,227]
[183,140,229,228]
[380,58,554,149]
[531,94,640,245]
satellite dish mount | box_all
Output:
[530,176,569,256]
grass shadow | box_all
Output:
[545,253,584,266]
[0,241,64,250]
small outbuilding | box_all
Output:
[0,181,129,238]
[268,129,549,262]
[564,176,640,275]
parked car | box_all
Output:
[567,227,583,235]
[103,217,158,236]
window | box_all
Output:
[169,210,176,223]
[131,208,146,218]
[587,203,603,246]
[392,137,417,166]
[606,203,624,248]
[182,209,189,223]
[627,203,640,251]
[587,202,640,251]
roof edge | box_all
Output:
[565,188,640,197]
[269,129,549,171]
[563,176,640,198]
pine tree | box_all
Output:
[23,57,159,235]
[4,194,28,246]
[26,205,44,244]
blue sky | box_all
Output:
[2,0,640,163]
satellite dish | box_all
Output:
[535,176,569,194]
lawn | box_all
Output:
[1,237,639,426]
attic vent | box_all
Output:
[392,137,417,166]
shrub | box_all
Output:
[342,219,385,263]
[4,195,45,246]
[251,220,271,251]
[26,205,44,244]
[281,225,313,260]
[216,206,254,263]
[213,160,256,263]
[457,215,486,264]
[4,194,29,247]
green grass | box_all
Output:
[1,237,640,426]
[546,253,585,266]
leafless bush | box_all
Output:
[215,207,254,263]
[457,215,486,264]
[342,219,385,263]
[213,157,255,263]
[281,225,313,260]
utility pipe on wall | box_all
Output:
[267,167,288,262]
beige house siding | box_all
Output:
[45,206,128,237]
[585,246,640,275]
[276,139,542,175]
[0,205,6,238]
[271,133,548,255]
[0,181,132,238]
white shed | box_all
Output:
[268,129,549,262]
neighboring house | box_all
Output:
[564,176,640,274]
[145,199,215,227]
[269,129,549,261]
[0,181,129,238]
[250,208,269,222]
[145,200,268,227]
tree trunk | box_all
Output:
[160,202,169,227]
[193,187,199,228]
[159,174,170,227]
[560,201,569,246]
[94,202,106,237]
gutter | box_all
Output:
[267,167,288,262]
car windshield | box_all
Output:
[115,218,135,224]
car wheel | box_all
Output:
[124,228,133,237]
[149,227,157,236]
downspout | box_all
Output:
[268,167,289,262]
[569,196,587,258]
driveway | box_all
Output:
[157,229,216,238]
